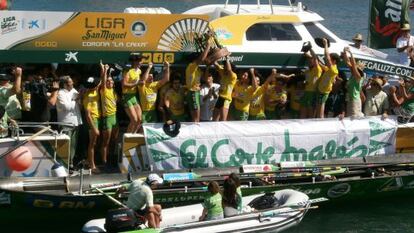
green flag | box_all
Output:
[368,0,411,49]
[0,0,11,10]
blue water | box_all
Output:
[6,0,414,232]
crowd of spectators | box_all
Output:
[0,36,414,173]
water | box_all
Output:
[6,0,414,232]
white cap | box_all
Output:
[147,173,163,185]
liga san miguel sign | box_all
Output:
[143,117,397,171]
[0,11,209,63]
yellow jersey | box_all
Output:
[138,81,161,112]
[289,87,304,111]
[83,89,101,120]
[165,88,185,116]
[101,88,117,117]
[217,66,237,101]
[249,86,266,116]
[123,68,141,94]
[265,85,287,112]
[158,83,171,107]
[304,65,322,92]
[185,62,202,91]
[232,81,255,113]
[318,65,338,94]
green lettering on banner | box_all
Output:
[256,143,274,164]
[281,130,308,162]
[145,128,170,145]
[196,145,208,168]
[180,139,196,168]
[369,121,394,137]
[325,140,336,159]
[212,139,231,167]
[149,149,176,162]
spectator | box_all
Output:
[0,67,22,118]
[396,23,414,66]
[213,59,237,121]
[200,67,220,121]
[265,76,288,120]
[138,62,170,123]
[288,77,305,119]
[185,35,212,122]
[325,78,346,118]
[316,38,340,118]
[157,81,171,122]
[351,33,364,50]
[390,77,414,122]
[82,76,101,173]
[230,68,258,121]
[343,47,365,118]
[56,75,83,170]
[249,69,276,120]
[100,63,119,168]
[123,53,144,133]
[363,78,389,116]
[300,48,322,118]
[165,74,187,122]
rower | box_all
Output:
[117,174,163,228]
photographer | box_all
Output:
[27,71,59,123]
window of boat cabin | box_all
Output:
[246,23,302,41]
[304,22,336,42]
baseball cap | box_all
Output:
[147,173,163,185]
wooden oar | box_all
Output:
[95,187,127,208]
[0,126,50,160]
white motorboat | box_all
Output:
[82,189,313,233]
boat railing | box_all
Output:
[224,0,302,14]
[9,121,75,139]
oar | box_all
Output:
[95,187,128,208]
[0,126,51,160]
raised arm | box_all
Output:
[11,66,22,95]
[250,68,258,90]
[100,61,110,90]
[158,62,170,86]
[323,38,333,67]
[139,63,153,85]
[344,47,362,81]
[197,34,212,65]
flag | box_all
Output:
[368,0,411,49]
[0,0,11,10]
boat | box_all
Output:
[81,189,312,233]
[0,1,412,78]
[2,153,414,231]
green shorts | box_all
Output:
[301,91,316,107]
[317,93,330,104]
[186,91,200,111]
[123,94,139,108]
[248,113,266,120]
[142,110,158,123]
[171,113,188,122]
[88,118,101,130]
[102,114,117,130]
[231,107,249,121]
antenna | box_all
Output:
[225,0,229,8]
[269,0,274,14]
[237,0,241,14]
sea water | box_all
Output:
[7,0,414,232]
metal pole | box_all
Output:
[269,0,274,14]
[237,0,241,14]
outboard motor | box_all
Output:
[104,208,144,233]
[248,192,280,210]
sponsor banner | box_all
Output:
[143,117,397,171]
[368,0,411,49]
[0,11,209,51]
[356,56,414,77]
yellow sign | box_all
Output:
[164,53,175,63]
[6,12,210,52]
[153,53,164,63]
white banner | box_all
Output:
[143,117,397,171]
